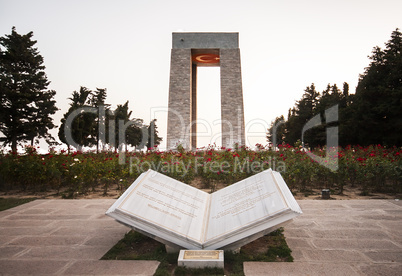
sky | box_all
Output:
[1,0,401,151]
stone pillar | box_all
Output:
[166,49,192,150]
[220,48,245,147]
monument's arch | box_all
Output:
[167,32,245,150]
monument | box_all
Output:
[166,32,246,150]
[106,169,302,251]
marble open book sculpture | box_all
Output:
[106,169,302,250]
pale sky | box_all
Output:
[1,0,401,151]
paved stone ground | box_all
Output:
[0,199,159,275]
[244,200,402,276]
[1,199,401,275]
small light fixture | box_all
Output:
[322,189,330,199]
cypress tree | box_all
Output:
[0,27,58,151]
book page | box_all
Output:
[116,170,210,243]
[205,169,288,243]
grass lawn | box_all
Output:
[0,198,36,211]
[102,228,293,276]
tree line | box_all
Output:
[268,28,402,148]
[58,86,162,152]
[0,27,161,152]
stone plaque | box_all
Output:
[106,169,302,250]
[178,250,224,268]
[184,250,219,260]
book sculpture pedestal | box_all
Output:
[106,169,302,251]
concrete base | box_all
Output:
[165,244,181,254]
[227,247,241,254]
[178,250,224,269]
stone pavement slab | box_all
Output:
[61,260,160,275]
[1,198,401,275]
[244,199,402,276]
[0,199,160,275]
